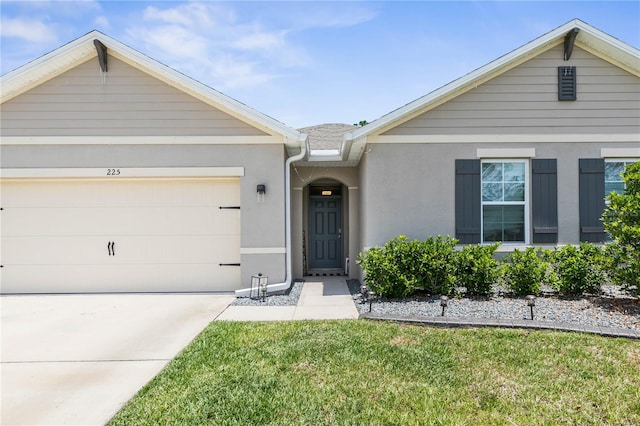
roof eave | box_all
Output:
[348,19,640,142]
[1,30,304,147]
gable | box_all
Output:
[1,55,268,138]
[383,45,640,136]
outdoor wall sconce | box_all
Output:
[440,295,449,316]
[526,295,536,320]
[257,184,266,203]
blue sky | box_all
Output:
[1,1,639,128]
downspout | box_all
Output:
[235,135,307,297]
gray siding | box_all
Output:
[1,56,268,137]
[384,45,640,136]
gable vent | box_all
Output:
[558,66,576,101]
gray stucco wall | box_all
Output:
[1,143,288,287]
[358,141,639,249]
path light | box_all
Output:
[440,296,449,316]
[526,295,536,320]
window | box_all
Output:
[481,160,528,243]
[605,160,637,194]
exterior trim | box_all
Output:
[0,136,283,146]
[350,19,640,141]
[0,30,307,151]
[369,134,640,144]
[601,148,640,158]
[0,167,245,179]
[240,248,287,255]
[477,148,536,158]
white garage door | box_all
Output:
[0,178,241,293]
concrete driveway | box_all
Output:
[1,293,234,425]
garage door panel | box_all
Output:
[3,207,240,236]
[1,264,241,293]
[2,235,240,265]
[1,180,240,208]
[0,178,241,293]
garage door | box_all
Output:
[0,178,241,293]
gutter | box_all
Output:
[235,135,308,297]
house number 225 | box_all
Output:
[106,168,121,176]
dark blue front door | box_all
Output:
[309,196,342,269]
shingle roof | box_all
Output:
[298,123,357,151]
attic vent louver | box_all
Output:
[558,66,576,101]
[94,40,108,72]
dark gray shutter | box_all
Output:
[455,159,481,244]
[579,159,605,242]
[532,159,558,243]
[558,66,577,101]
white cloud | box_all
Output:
[125,2,314,90]
[93,15,110,30]
[0,17,57,43]
[232,30,286,51]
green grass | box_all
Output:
[109,321,640,425]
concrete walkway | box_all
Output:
[216,276,359,321]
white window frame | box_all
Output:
[604,158,638,195]
[480,159,530,245]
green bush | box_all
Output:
[416,236,458,295]
[502,248,550,296]
[356,235,418,298]
[602,161,640,295]
[545,243,605,295]
[454,243,501,296]
[357,235,459,297]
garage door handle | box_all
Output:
[219,263,241,267]
[107,241,116,256]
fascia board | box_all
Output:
[1,30,100,102]
[349,19,640,142]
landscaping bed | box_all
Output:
[349,280,639,330]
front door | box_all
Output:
[309,196,342,269]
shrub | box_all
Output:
[454,243,501,296]
[357,235,459,297]
[545,243,605,295]
[502,248,550,296]
[602,161,640,295]
[357,235,419,297]
[416,236,458,295]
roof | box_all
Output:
[343,19,640,162]
[0,30,306,150]
[299,123,357,151]
[296,123,358,166]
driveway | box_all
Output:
[1,293,234,425]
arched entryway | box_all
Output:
[307,182,344,272]
[291,167,359,280]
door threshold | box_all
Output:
[306,269,347,277]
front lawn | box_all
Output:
[109,321,640,425]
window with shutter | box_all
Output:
[481,160,528,244]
